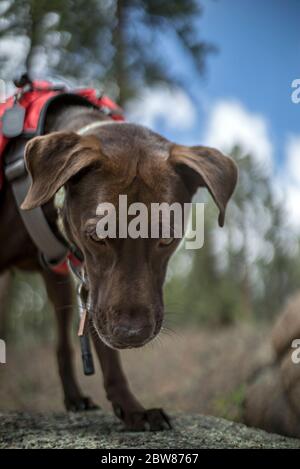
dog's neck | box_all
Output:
[44,104,109,133]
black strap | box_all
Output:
[4,139,68,265]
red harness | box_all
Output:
[1,80,124,275]
[0,80,123,189]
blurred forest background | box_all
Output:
[0,0,299,347]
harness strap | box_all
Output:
[2,85,124,275]
[5,139,68,266]
[5,140,95,376]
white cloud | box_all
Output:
[203,100,273,173]
[126,85,196,130]
[285,135,300,185]
[203,99,300,231]
[285,185,300,230]
[0,36,29,79]
[284,135,300,229]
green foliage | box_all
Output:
[6,270,55,344]
[165,146,300,326]
[0,0,213,104]
[212,384,246,422]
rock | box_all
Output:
[272,292,300,357]
[244,366,300,438]
[0,411,299,449]
[244,292,300,438]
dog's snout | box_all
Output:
[93,302,162,349]
[107,305,155,348]
[112,323,153,346]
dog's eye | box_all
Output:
[88,231,107,245]
[158,237,174,247]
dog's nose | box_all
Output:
[112,324,153,347]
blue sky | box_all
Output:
[128,0,300,225]
[134,0,300,166]
[198,0,300,166]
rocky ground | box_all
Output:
[1,410,300,449]
[2,324,299,448]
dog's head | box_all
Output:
[21,123,237,349]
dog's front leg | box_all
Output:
[41,270,98,411]
[0,271,11,339]
[91,333,171,431]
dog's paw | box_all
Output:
[65,396,99,412]
[114,406,172,431]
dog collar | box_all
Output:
[77,120,126,136]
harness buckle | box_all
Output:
[38,251,68,273]
[76,282,95,376]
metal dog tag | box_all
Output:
[2,104,25,137]
[78,309,89,337]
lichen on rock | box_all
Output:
[0,411,299,449]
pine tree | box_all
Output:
[0,0,213,105]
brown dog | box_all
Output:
[0,104,237,430]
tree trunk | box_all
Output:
[114,0,127,106]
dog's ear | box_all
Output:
[21,131,101,210]
[169,144,238,226]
